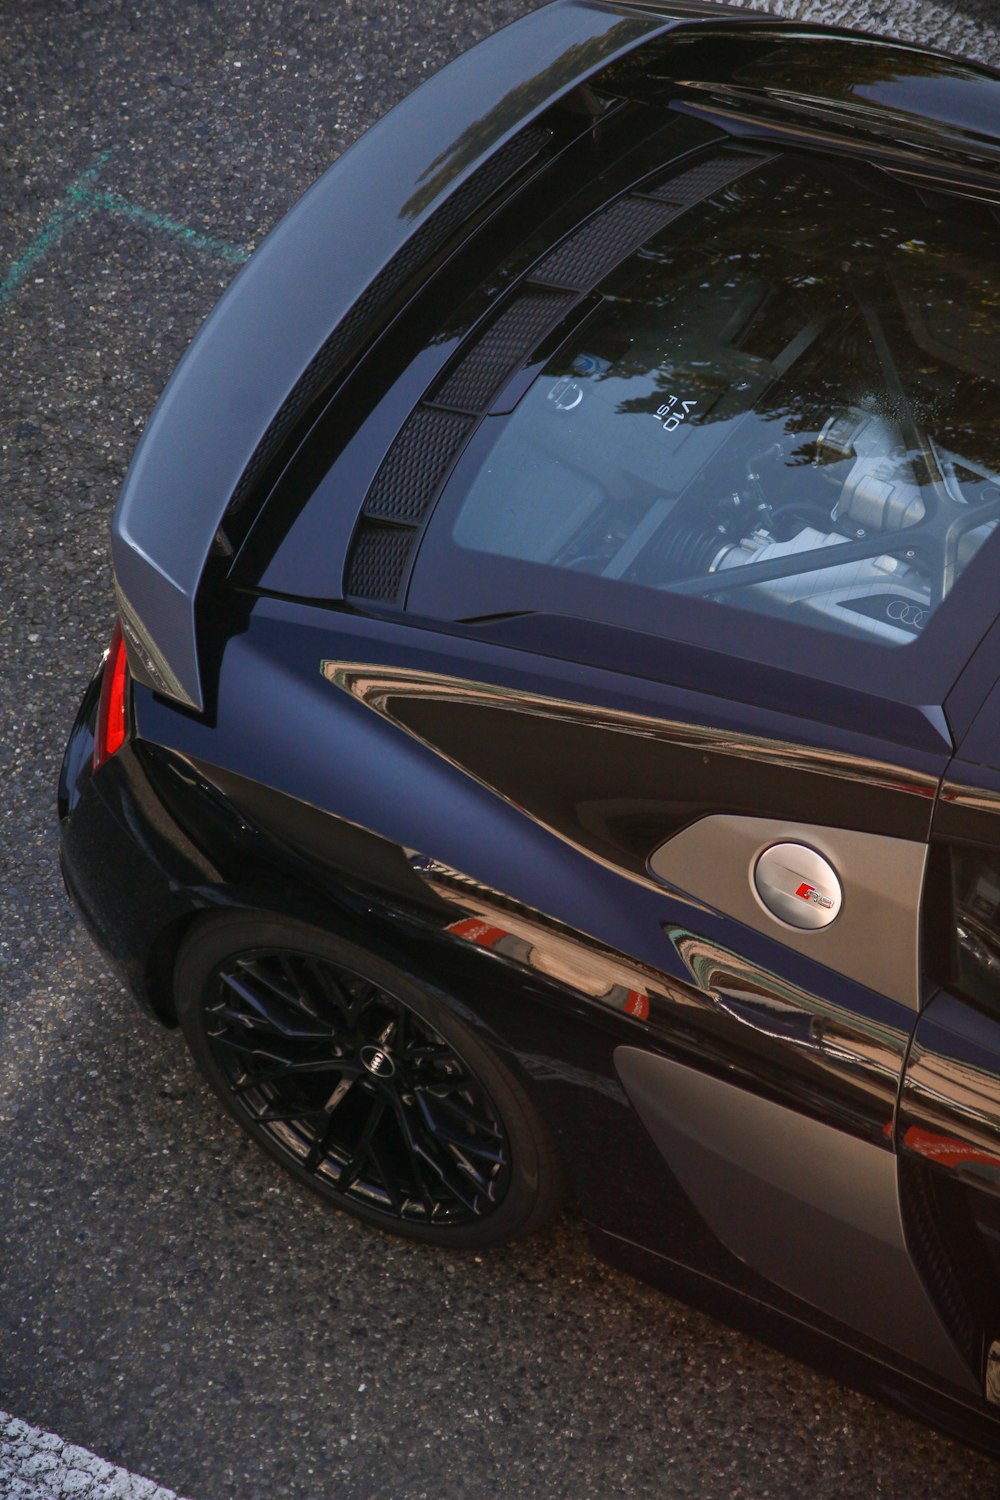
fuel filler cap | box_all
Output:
[753,843,843,930]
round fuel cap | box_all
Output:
[752,843,843,930]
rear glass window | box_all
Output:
[413,155,1000,651]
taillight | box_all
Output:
[93,620,130,770]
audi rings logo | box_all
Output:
[546,376,584,412]
[360,1045,396,1078]
[886,599,927,630]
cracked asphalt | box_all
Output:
[3,2,1000,1497]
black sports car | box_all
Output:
[58,0,1000,1455]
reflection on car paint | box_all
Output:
[901,1012,1000,1195]
[660,925,909,1146]
[412,853,665,1017]
[322,660,937,797]
[409,848,909,1149]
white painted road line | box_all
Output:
[0,1413,192,1500]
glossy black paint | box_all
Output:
[58,621,997,1425]
[57,588,993,1435]
[59,0,1000,1461]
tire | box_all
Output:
[174,913,564,1247]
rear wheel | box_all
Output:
[174,914,563,1246]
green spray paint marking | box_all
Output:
[80,189,250,266]
[0,152,250,308]
[0,153,112,308]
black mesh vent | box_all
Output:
[643,151,769,205]
[224,125,552,522]
[345,522,415,600]
[898,1156,983,1373]
[531,196,681,291]
[363,408,473,523]
[434,289,576,411]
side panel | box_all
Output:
[649,814,926,1010]
[900,739,1000,1403]
[615,1045,975,1391]
[128,599,973,1391]
[898,992,1000,1405]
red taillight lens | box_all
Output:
[93,620,130,770]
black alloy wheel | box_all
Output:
[175,915,563,1246]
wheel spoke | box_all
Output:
[306,959,369,1029]
[414,1093,503,1194]
[218,971,334,1040]
[256,1104,329,1123]
[303,1110,340,1174]
[418,1114,505,1168]
[240,955,311,1009]
[337,1093,386,1193]
[417,1087,504,1142]
[273,954,326,1020]
[208,1032,306,1068]
[404,1041,452,1064]
[420,1143,486,1213]
[388,1092,485,1214]
[412,1074,475,1099]
[324,1074,357,1113]
[365,1140,404,1216]
[229,1057,352,1096]
[385,1093,440,1218]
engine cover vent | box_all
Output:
[224,124,553,528]
[433,289,577,412]
[642,150,771,205]
[531,195,681,291]
[363,409,474,524]
[345,522,415,601]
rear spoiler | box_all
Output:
[110,0,683,711]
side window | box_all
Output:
[950,845,1000,1014]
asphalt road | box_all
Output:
[3,2,1000,1498]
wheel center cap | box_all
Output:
[360,1044,396,1078]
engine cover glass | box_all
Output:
[435,155,1000,649]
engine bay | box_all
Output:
[536,393,1000,646]
[449,156,1000,647]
